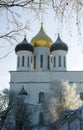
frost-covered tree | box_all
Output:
[0,89,11,130]
[0,89,9,112]
[42,80,82,123]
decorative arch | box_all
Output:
[39,92,44,103]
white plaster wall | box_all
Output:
[10,82,50,104]
[17,50,33,71]
[34,47,50,71]
[9,63,83,125]
[10,71,83,83]
[10,71,83,101]
[51,50,67,71]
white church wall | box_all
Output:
[10,71,83,94]
[17,50,32,71]
[34,47,50,71]
[51,50,67,71]
[10,71,83,83]
[10,82,50,105]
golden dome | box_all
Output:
[31,23,53,47]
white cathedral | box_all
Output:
[9,24,83,126]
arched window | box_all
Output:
[59,56,61,67]
[39,92,44,103]
[39,112,44,124]
[47,55,50,69]
[22,56,24,66]
[40,55,43,68]
[34,55,36,69]
[17,56,20,67]
[27,56,29,67]
[64,56,66,67]
[54,56,56,67]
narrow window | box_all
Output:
[40,55,43,68]
[80,92,83,100]
[39,92,44,103]
[47,55,50,69]
[64,56,66,67]
[59,56,61,67]
[34,55,36,69]
[54,56,56,67]
[39,112,44,124]
[27,56,29,67]
[22,56,24,66]
[31,56,33,63]
[17,57,20,67]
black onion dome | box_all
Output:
[18,86,28,96]
[15,37,34,53]
[50,36,68,52]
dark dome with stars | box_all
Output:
[50,35,68,52]
[15,37,34,53]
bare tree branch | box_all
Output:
[0,0,83,59]
[0,0,34,8]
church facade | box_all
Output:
[9,24,83,125]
